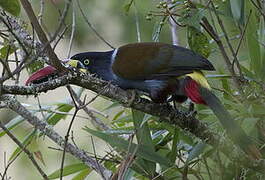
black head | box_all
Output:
[70,52,95,71]
[68,50,114,77]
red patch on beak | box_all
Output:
[184,79,206,105]
[25,65,57,85]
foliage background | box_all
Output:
[1,0,265,179]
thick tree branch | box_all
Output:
[2,73,215,143]
[0,95,112,179]
[2,73,265,173]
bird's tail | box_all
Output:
[198,86,261,159]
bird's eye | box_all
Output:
[83,59,90,65]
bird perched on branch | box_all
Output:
[26,42,261,160]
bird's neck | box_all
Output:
[185,71,210,89]
[183,71,211,105]
[90,50,115,81]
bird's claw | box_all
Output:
[125,90,137,107]
[186,102,197,117]
[188,102,194,112]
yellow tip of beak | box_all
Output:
[66,59,87,73]
[79,68,87,73]
[66,59,79,68]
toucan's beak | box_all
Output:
[25,59,87,85]
[64,59,87,73]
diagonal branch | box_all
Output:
[19,0,65,71]
[0,95,112,179]
[0,121,49,180]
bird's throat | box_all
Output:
[186,71,210,89]
[184,78,207,105]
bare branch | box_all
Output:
[76,0,115,49]
[67,86,110,130]
[167,0,179,45]
[60,87,79,180]
[0,95,112,179]
[20,0,65,71]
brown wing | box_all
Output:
[112,42,214,80]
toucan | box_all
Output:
[25,42,261,159]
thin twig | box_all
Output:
[2,149,23,180]
[67,2,76,58]
[60,86,80,179]
[116,135,138,180]
[208,0,243,78]
[233,10,252,70]
[90,136,106,180]
[50,0,72,46]
[200,17,243,93]
[133,1,141,42]
[0,13,29,56]
[35,108,94,120]
[52,25,70,51]
[67,86,110,130]
[38,0,45,25]
[250,0,265,18]
[0,58,13,81]
[167,0,179,45]
[20,0,65,71]
[203,157,212,180]
[76,0,115,49]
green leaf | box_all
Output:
[185,142,206,166]
[246,3,261,78]
[0,44,17,59]
[113,109,125,121]
[240,65,255,79]
[27,60,45,74]
[132,109,156,177]
[72,168,91,180]
[179,9,205,30]
[162,166,182,179]
[104,129,134,135]
[259,16,265,80]
[0,116,25,137]
[47,103,74,125]
[206,74,232,79]
[84,127,172,167]
[169,128,179,163]
[0,0,20,16]
[122,168,135,180]
[123,0,134,15]
[103,101,120,111]
[241,117,259,134]
[48,163,89,179]
[152,16,167,42]
[230,0,244,25]
[187,26,211,58]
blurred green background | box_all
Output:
[1,0,265,179]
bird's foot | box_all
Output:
[186,102,197,117]
[188,102,194,112]
[125,90,137,107]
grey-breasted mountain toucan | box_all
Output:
[26,42,261,159]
